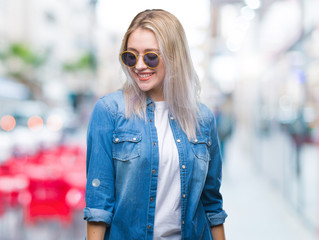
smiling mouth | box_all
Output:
[133,70,154,80]
[137,73,153,78]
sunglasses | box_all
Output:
[120,51,160,69]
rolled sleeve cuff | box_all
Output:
[83,207,113,225]
[206,210,228,226]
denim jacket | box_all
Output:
[83,90,227,240]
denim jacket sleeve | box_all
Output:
[200,110,228,226]
[83,98,115,225]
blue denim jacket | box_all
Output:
[83,90,227,240]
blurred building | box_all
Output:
[208,0,319,233]
[0,0,98,105]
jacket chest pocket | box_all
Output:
[190,135,211,162]
[112,131,142,161]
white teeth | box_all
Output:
[134,70,152,78]
[138,73,152,78]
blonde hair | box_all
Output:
[120,9,201,139]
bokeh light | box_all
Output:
[27,116,44,131]
[0,115,16,131]
[46,115,63,131]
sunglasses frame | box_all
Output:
[120,51,160,69]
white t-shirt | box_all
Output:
[153,101,181,240]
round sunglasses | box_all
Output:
[120,51,160,69]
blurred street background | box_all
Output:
[0,0,319,239]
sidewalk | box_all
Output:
[221,128,317,240]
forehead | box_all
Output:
[127,28,159,52]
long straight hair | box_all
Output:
[120,9,201,139]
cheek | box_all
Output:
[158,64,166,79]
[128,69,137,79]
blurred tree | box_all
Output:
[62,51,96,113]
[63,52,96,72]
[0,43,48,99]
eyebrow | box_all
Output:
[127,47,160,53]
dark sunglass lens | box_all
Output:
[144,53,159,68]
[122,52,136,67]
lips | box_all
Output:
[134,71,154,81]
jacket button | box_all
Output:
[182,194,186,198]
[177,139,181,143]
[152,169,156,174]
[194,139,198,143]
[153,142,156,146]
[182,165,186,169]
[115,138,119,142]
[182,221,185,225]
[92,179,100,187]
[147,225,152,229]
[150,197,154,202]
[170,116,174,120]
[150,119,153,122]
[133,137,137,141]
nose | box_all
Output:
[135,55,147,70]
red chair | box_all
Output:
[0,174,29,209]
[24,178,72,225]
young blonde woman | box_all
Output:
[84,9,227,240]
